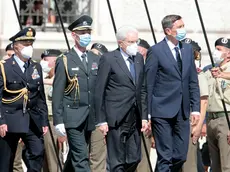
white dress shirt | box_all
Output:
[73,46,88,62]
[13,55,26,73]
[120,48,131,71]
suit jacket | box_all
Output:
[95,49,147,127]
[145,39,200,118]
[52,48,100,130]
[0,57,48,133]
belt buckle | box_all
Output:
[212,112,218,119]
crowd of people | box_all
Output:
[0,13,230,172]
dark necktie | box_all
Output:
[128,56,136,84]
[174,47,182,72]
[81,53,87,71]
[23,61,29,73]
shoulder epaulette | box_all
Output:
[31,59,37,63]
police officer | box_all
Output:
[3,43,14,60]
[199,37,230,172]
[89,43,108,172]
[52,15,100,172]
[136,38,153,172]
[40,49,65,172]
[0,27,48,172]
[91,43,108,56]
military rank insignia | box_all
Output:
[91,62,98,70]
[26,28,33,37]
[31,68,40,80]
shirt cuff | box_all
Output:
[96,122,107,127]
[191,111,200,115]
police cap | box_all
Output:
[137,38,150,49]
[91,43,108,55]
[181,38,201,52]
[215,37,230,49]
[41,49,62,59]
[9,27,36,42]
[68,15,93,32]
[5,43,13,52]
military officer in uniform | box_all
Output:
[40,49,65,172]
[0,27,48,172]
[89,43,108,172]
[52,15,100,172]
[199,37,230,172]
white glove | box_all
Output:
[55,124,66,137]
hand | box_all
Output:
[144,121,152,136]
[201,124,207,138]
[0,124,8,137]
[191,124,202,144]
[55,124,66,137]
[227,131,230,145]
[191,114,200,127]
[42,126,49,135]
[211,67,222,78]
[141,120,150,133]
[151,136,156,148]
[98,124,108,136]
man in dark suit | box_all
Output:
[0,27,48,172]
[52,15,100,172]
[95,26,149,172]
[145,15,200,172]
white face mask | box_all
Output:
[40,60,51,73]
[126,43,138,56]
[213,49,224,64]
[21,46,33,59]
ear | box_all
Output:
[71,32,78,40]
[164,28,171,35]
[118,40,123,48]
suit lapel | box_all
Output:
[162,40,181,76]
[11,58,26,81]
[115,50,134,84]
[69,48,87,74]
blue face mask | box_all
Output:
[175,28,186,41]
[78,33,91,47]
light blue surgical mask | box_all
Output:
[77,33,91,47]
[175,28,186,41]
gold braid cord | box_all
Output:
[62,55,80,102]
[0,61,28,105]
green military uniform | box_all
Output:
[200,61,230,172]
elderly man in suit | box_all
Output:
[145,14,200,172]
[95,26,149,172]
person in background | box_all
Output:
[40,49,67,172]
[181,38,207,172]
[91,43,108,56]
[3,43,14,60]
[136,38,153,172]
[89,43,108,172]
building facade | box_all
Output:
[0,0,230,66]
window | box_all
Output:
[19,0,91,31]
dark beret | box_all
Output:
[5,43,13,52]
[9,27,36,42]
[68,15,93,31]
[137,38,150,49]
[41,49,62,59]
[215,37,230,49]
[181,38,201,52]
[91,43,108,55]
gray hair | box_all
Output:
[116,26,138,41]
[161,14,182,30]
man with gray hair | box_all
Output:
[95,26,149,172]
[145,15,200,172]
